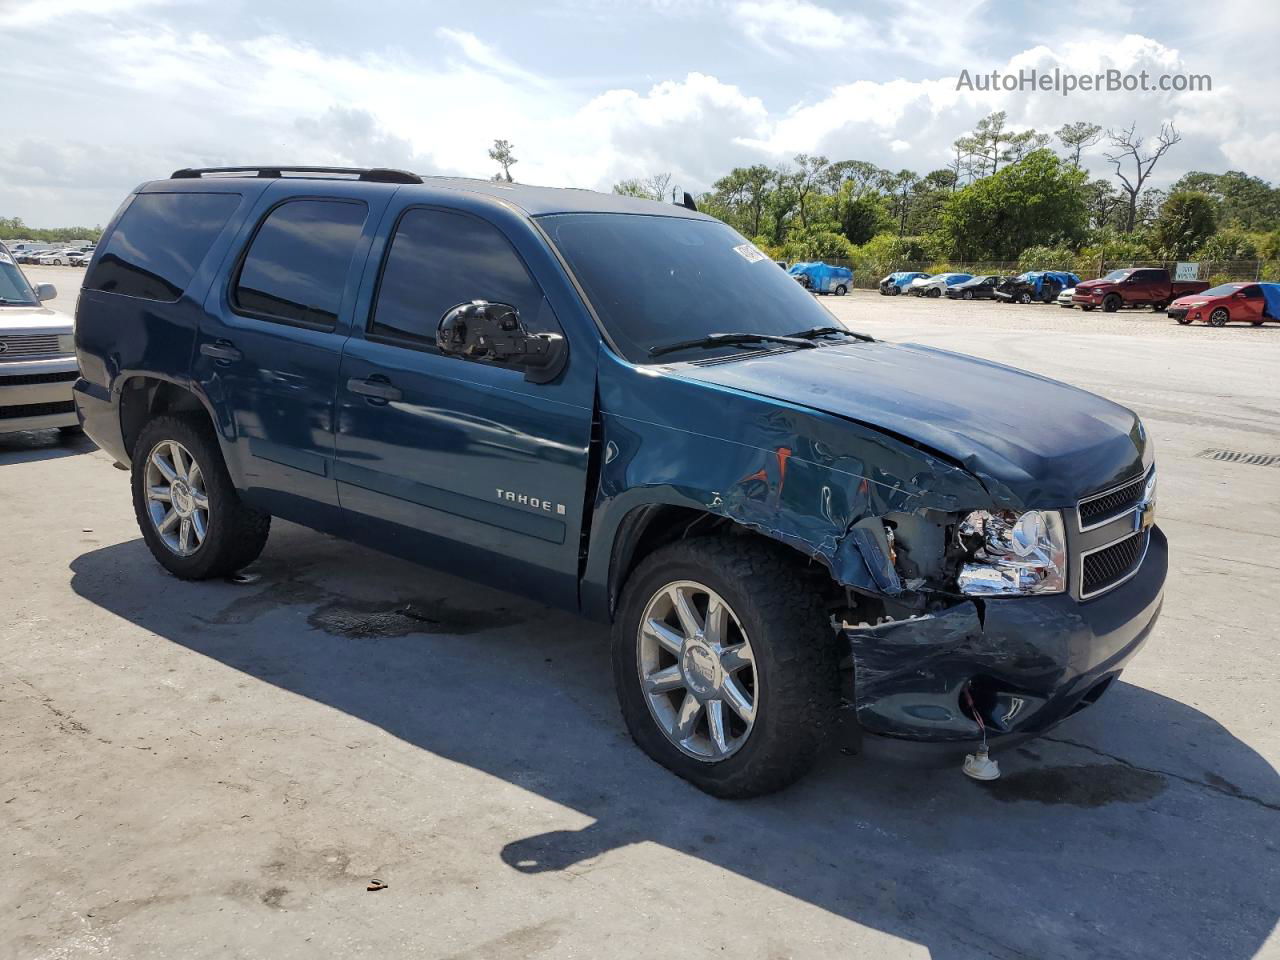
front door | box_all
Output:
[194,185,391,529]
[334,204,595,608]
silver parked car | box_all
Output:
[1058,286,1076,308]
[0,243,79,433]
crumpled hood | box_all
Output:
[1074,279,1113,292]
[0,303,74,335]
[668,341,1147,506]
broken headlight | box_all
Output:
[956,509,1067,596]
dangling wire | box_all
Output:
[963,683,988,752]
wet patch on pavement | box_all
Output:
[307,597,520,638]
[986,762,1167,807]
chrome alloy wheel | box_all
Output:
[637,580,757,761]
[144,439,209,557]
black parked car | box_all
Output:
[945,275,1004,300]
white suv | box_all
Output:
[0,243,79,433]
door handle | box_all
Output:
[201,340,242,363]
[347,377,402,402]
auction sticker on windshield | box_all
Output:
[733,243,768,263]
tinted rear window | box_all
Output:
[87,192,240,301]
[233,199,367,329]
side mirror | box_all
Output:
[437,300,567,385]
[35,282,57,302]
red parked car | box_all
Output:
[1072,267,1209,312]
[1167,282,1280,327]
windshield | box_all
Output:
[1200,284,1245,297]
[542,214,837,363]
[1102,270,1133,282]
[0,248,39,305]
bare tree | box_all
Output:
[1103,122,1182,232]
[488,139,517,182]
[612,173,673,202]
[1056,121,1103,169]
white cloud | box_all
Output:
[734,0,870,52]
[0,4,1275,226]
[6,0,173,27]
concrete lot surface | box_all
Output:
[2,273,1278,959]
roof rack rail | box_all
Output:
[168,166,423,185]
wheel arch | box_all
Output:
[118,374,221,460]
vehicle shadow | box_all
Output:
[68,524,1278,960]
[0,428,95,465]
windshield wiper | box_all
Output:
[784,325,875,343]
[648,332,819,358]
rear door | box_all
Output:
[193,182,394,529]
[333,202,596,608]
[1235,284,1266,322]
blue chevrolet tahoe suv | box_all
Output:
[73,166,1166,797]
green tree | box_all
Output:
[1193,228,1259,261]
[488,139,517,182]
[839,191,892,245]
[1152,191,1218,258]
[1055,122,1103,169]
[940,149,1089,259]
[1169,170,1280,232]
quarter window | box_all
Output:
[370,208,547,347]
[233,199,367,329]
[87,192,240,302]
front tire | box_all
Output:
[962,289,974,300]
[927,287,941,298]
[612,537,838,798]
[131,415,271,580]
[1102,294,1121,312]
[1209,307,1229,327]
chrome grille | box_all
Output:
[1078,470,1148,530]
[0,334,61,360]
[1080,531,1149,599]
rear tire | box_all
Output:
[131,415,271,580]
[835,284,847,296]
[612,537,839,798]
[927,287,941,298]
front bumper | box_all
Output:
[1072,293,1102,306]
[0,356,80,432]
[847,525,1167,756]
[1167,307,1189,321]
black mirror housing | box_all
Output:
[437,300,567,384]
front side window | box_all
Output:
[370,208,547,346]
[233,199,367,329]
[87,192,241,302]
[541,213,836,364]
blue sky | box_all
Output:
[1,0,1276,226]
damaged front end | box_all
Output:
[594,344,1166,755]
[835,503,1165,750]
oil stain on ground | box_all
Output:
[308,598,521,638]
[987,762,1166,807]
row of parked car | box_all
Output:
[3,241,96,266]
[878,270,1082,304]
[875,267,1277,327]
